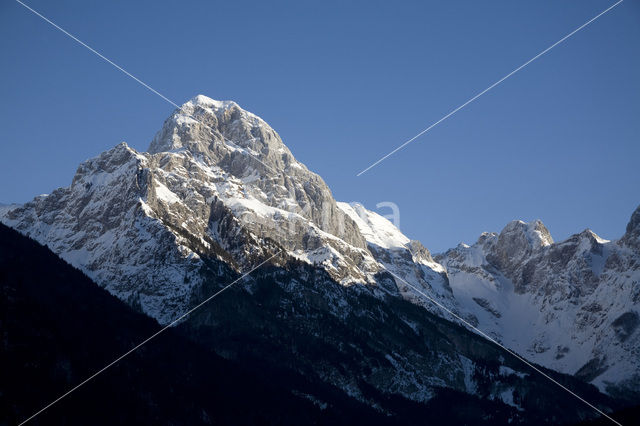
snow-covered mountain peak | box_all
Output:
[144,95,373,251]
[146,95,319,177]
[500,219,554,249]
[144,97,372,252]
[483,219,553,277]
[576,228,609,245]
[147,95,299,178]
[189,94,239,110]
[437,208,640,398]
[1,96,460,322]
[475,231,497,246]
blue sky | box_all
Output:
[1,0,638,252]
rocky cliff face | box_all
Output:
[621,206,640,250]
[1,95,637,418]
[484,220,554,292]
[148,96,367,250]
[436,210,640,400]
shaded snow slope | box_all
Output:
[436,210,640,398]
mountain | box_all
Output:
[435,209,640,401]
[0,95,451,324]
[0,95,633,423]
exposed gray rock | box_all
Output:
[575,357,609,383]
[485,219,553,292]
[148,95,366,250]
[621,205,640,250]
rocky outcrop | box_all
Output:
[621,205,640,250]
[485,220,553,292]
[148,95,367,250]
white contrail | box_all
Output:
[357,1,623,176]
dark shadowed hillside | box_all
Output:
[0,223,626,425]
[0,223,388,425]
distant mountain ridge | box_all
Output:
[435,207,640,400]
[1,95,637,421]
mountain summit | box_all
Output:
[1,95,451,322]
[149,94,368,249]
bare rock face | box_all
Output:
[621,205,640,251]
[485,220,553,292]
[148,95,366,250]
